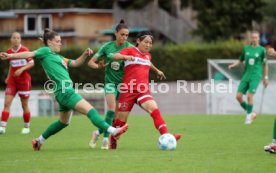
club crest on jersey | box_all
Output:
[111,61,120,71]
[255,53,259,58]
[145,55,150,60]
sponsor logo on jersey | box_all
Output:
[124,57,151,67]
[10,59,27,67]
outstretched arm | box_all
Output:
[151,63,166,80]
[14,61,35,77]
[267,48,276,57]
[112,53,134,61]
[228,60,242,69]
[88,56,105,69]
[0,52,35,60]
[70,48,93,67]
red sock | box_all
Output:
[23,112,31,123]
[150,109,168,135]
[1,111,10,123]
[112,119,126,128]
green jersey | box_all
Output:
[95,41,133,84]
[34,47,73,94]
[239,45,267,81]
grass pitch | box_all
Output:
[0,115,276,173]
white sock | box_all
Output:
[107,126,116,135]
[103,137,109,141]
[38,135,46,144]
[1,121,7,127]
[95,130,100,136]
[24,123,30,128]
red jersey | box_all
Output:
[6,44,33,80]
[119,47,152,91]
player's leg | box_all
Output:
[32,111,72,151]
[90,94,116,149]
[0,82,16,134]
[18,79,32,134]
[74,98,128,139]
[245,80,259,124]
[110,111,130,149]
[237,80,249,111]
[109,91,134,149]
[19,96,31,134]
[264,117,276,154]
[90,84,118,149]
[139,98,181,141]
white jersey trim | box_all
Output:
[18,91,30,95]
[11,44,22,53]
[137,94,152,102]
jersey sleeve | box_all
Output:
[63,58,73,66]
[239,47,245,62]
[34,47,51,60]
[95,43,108,62]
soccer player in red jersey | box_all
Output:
[0,32,34,134]
[109,31,181,149]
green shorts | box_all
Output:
[55,89,83,112]
[104,83,120,100]
[237,79,261,94]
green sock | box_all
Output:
[42,120,68,139]
[273,117,276,140]
[102,110,115,137]
[87,108,110,132]
[247,104,253,114]
[240,102,248,111]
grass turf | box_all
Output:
[0,115,276,173]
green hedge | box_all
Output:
[0,40,244,88]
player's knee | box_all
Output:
[236,94,242,101]
[3,102,12,110]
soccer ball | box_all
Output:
[158,133,177,150]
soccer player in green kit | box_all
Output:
[228,31,269,124]
[0,29,128,151]
[264,47,276,153]
[88,20,165,149]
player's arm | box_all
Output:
[263,63,269,88]
[88,56,105,69]
[112,53,134,61]
[151,63,166,80]
[267,48,276,57]
[14,60,35,77]
[70,48,93,68]
[0,52,35,60]
[228,60,242,69]
[5,66,11,84]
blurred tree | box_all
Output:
[262,0,276,26]
[192,0,266,41]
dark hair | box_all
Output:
[42,28,59,46]
[136,31,154,46]
[115,19,128,32]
